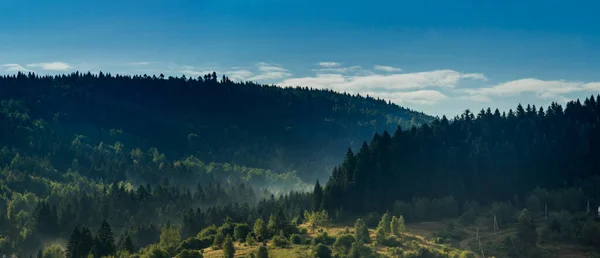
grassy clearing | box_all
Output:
[200,221,474,257]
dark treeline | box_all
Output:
[0,71,431,181]
[323,96,600,214]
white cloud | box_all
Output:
[247,62,292,81]
[463,78,600,102]
[312,66,362,74]
[248,71,292,81]
[318,62,340,67]
[225,70,254,81]
[128,61,155,66]
[374,65,402,73]
[280,70,486,93]
[365,90,448,105]
[27,62,73,71]
[461,94,492,102]
[0,64,31,73]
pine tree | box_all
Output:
[223,235,235,258]
[375,226,386,246]
[398,215,406,231]
[94,219,116,257]
[353,218,370,244]
[313,180,323,211]
[378,213,391,234]
[390,216,399,236]
[122,235,135,253]
[66,226,80,258]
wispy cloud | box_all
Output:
[248,62,292,81]
[318,62,340,67]
[278,67,483,105]
[374,65,402,73]
[128,61,156,66]
[365,90,448,105]
[27,62,73,71]
[312,66,362,74]
[280,69,486,93]
[0,64,31,73]
[463,78,600,102]
[226,70,254,81]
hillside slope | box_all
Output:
[0,72,433,181]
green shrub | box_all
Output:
[177,237,213,253]
[332,234,355,256]
[290,234,302,244]
[212,232,225,249]
[256,246,269,258]
[300,227,308,235]
[234,224,251,242]
[272,235,289,247]
[311,244,332,258]
[197,225,218,238]
[175,250,203,258]
[312,231,335,245]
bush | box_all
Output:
[256,246,269,258]
[311,243,332,258]
[212,232,225,249]
[290,234,302,244]
[312,231,335,245]
[300,227,308,235]
[197,225,218,238]
[177,237,213,253]
[141,244,170,258]
[234,224,251,242]
[175,250,203,258]
[332,234,355,256]
[383,236,402,247]
[272,235,290,247]
[246,234,256,245]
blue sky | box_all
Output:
[1,0,600,116]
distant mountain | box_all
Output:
[0,71,433,182]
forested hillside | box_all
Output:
[323,97,600,214]
[0,72,432,182]
[0,71,430,256]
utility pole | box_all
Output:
[493,214,498,232]
[586,199,590,214]
[476,227,479,241]
[479,239,485,258]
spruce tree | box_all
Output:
[353,218,370,244]
[122,235,135,253]
[223,235,235,258]
[378,213,391,234]
[313,180,323,211]
[94,219,116,257]
[66,226,80,258]
[375,226,386,246]
[390,216,399,236]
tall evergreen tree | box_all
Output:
[353,218,370,244]
[94,219,116,257]
[313,179,323,211]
